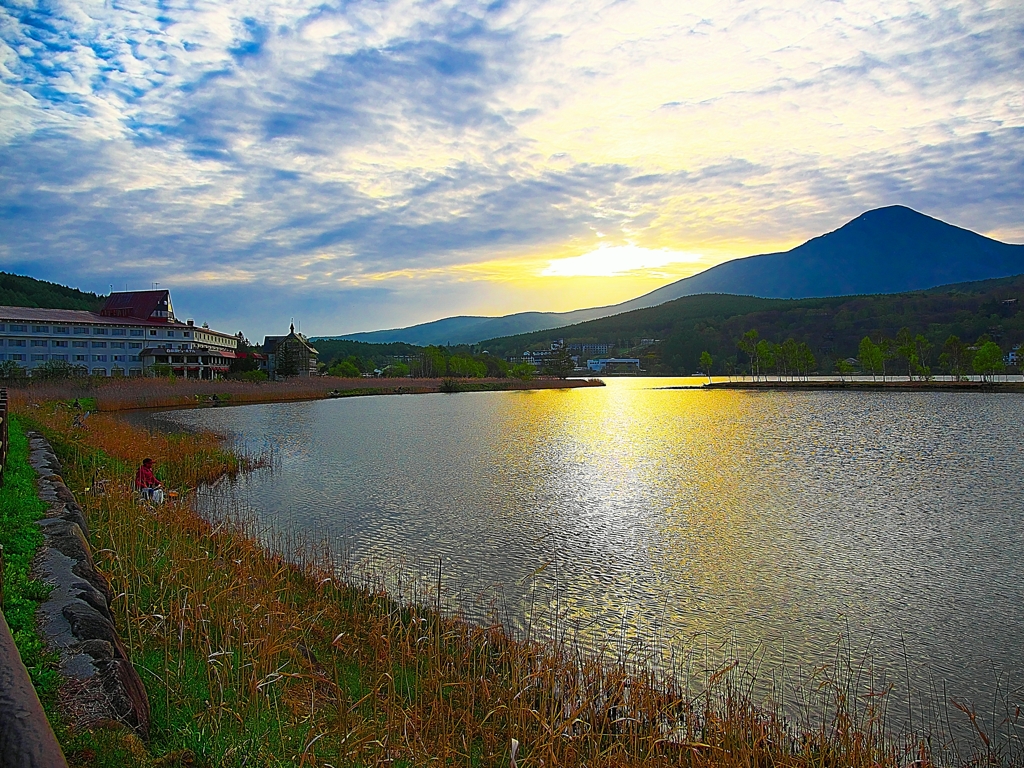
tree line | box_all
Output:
[694,328,1010,381]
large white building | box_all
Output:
[0,290,237,378]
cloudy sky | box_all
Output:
[1,0,1021,338]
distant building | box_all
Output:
[263,324,319,379]
[567,343,613,357]
[0,289,236,378]
[586,357,642,373]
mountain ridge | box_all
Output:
[320,206,1024,346]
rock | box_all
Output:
[96,659,152,741]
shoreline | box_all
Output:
[9,375,604,414]
[12,397,1013,766]
[699,379,1024,392]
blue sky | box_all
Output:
[1,0,1021,339]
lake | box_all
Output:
[132,378,1024,730]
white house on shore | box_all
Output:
[0,290,237,378]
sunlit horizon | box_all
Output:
[1,0,1021,337]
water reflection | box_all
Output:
[133,379,1024,720]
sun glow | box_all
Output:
[541,244,705,278]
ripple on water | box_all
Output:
[137,380,1024,722]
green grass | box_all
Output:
[0,414,60,697]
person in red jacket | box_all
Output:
[134,458,163,501]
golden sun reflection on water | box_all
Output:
[487,380,806,654]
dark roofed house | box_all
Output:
[100,290,176,322]
[263,324,319,379]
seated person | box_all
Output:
[134,458,164,502]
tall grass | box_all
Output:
[21,403,1021,767]
[9,376,599,413]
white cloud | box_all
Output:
[0,0,1021,336]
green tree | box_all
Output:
[737,329,759,379]
[543,347,576,379]
[329,360,361,378]
[835,358,854,381]
[385,362,411,378]
[699,351,713,383]
[972,341,1004,382]
[275,355,299,378]
[0,360,26,380]
[939,335,971,380]
[858,337,883,381]
[796,343,816,379]
[32,359,87,380]
[879,337,895,382]
[780,338,799,380]
[510,362,534,381]
[913,334,933,380]
[895,327,917,380]
[756,339,775,381]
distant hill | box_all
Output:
[330,207,1024,346]
[0,272,104,311]
[481,274,1024,374]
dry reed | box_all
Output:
[9,375,598,413]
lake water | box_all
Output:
[133,378,1024,732]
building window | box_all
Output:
[0,325,5,331]
[52,354,68,361]
[93,355,107,362]
[73,341,87,348]
[111,328,126,336]
[11,354,25,361]
[184,331,191,338]
[92,341,107,348]
[9,340,25,347]
[167,331,176,337]
[0,354,5,360]
[92,368,107,376]
[93,328,108,335]
[31,340,47,347]
[31,354,46,361]
[52,340,68,348]
[74,355,87,362]
[130,329,144,337]
[150,330,157,336]
[74,327,89,334]
[112,355,125,362]
[10,324,26,332]
[53,326,69,334]
[129,355,140,362]
[129,342,142,349]
[111,342,125,349]
[32,325,49,333]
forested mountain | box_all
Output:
[0,272,104,311]
[333,207,1024,346]
[482,274,1024,375]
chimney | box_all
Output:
[187,319,194,326]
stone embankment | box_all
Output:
[27,432,150,739]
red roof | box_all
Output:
[100,290,173,322]
[0,306,188,327]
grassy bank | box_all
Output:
[0,413,60,698]
[17,402,1014,767]
[9,376,602,413]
